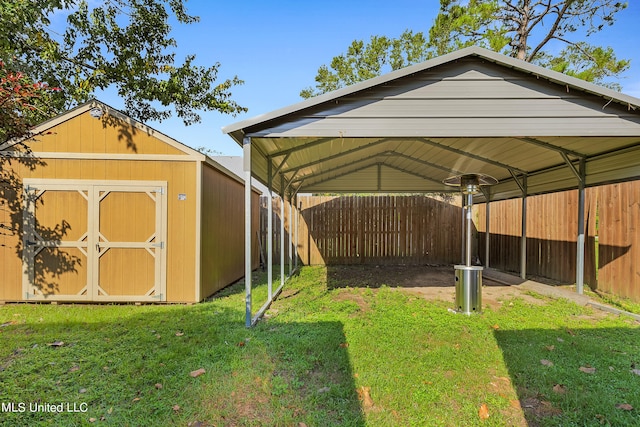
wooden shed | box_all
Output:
[0,100,259,303]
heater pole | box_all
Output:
[466,192,473,266]
[461,195,466,264]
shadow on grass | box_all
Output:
[494,327,640,427]
[0,303,364,426]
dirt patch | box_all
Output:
[328,264,453,289]
[327,265,547,311]
[518,391,563,427]
[486,370,528,426]
[331,289,370,312]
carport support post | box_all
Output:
[520,176,527,280]
[243,137,252,328]
[288,193,293,276]
[280,174,285,288]
[576,158,586,294]
[295,197,300,270]
[267,163,273,301]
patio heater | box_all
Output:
[444,173,497,314]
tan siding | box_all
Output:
[0,177,22,300]
[4,159,197,302]
[199,163,260,299]
[3,161,45,297]
[1,158,198,303]
[163,161,197,302]
[32,110,188,155]
[66,116,82,152]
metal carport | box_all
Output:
[222,46,640,327]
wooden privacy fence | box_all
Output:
[260,195,463,266]
[475,181,640,302]
[475,191,597,284]
[260,181,639,302]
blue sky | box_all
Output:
[93,1,640,156]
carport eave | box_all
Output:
[242,134,640,200]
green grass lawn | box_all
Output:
[1,266,639,426]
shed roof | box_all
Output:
[223,46,640,201]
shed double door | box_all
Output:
[22,180,167,302]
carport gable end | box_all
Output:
[223,46,640,200]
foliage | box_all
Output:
[0,0,246,133]
[195,145,223,157]
[0,61,59,143]
[536,43,630,91]
[301,0,630,97]
[430,0,630,89]
[1,266,639,426]
[300,30,431,98]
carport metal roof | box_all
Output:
[223,46,640,202]
[223,46,640,326]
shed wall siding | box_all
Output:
[0,184,21,300]
[1,109,201,302]
[32,111,187,155]
[0,158,198,302]
[199,164,260,299]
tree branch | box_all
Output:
[527,1,571,61]
[552,36,598,63]
[525,0,554,34]
[502,0,523,15]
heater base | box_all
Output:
[454,265,483,314]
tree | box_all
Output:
[0,61,60,143]
[301,0,630,98]
[2,1,247,288]
[300,30,431,98]
[0,61,52,282]
[0,0,246,136]
[430,0,629,89]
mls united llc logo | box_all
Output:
[2,402,88,413]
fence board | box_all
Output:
[262,195,462,266]
[597,182,640,301]
[476,182,637,301]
